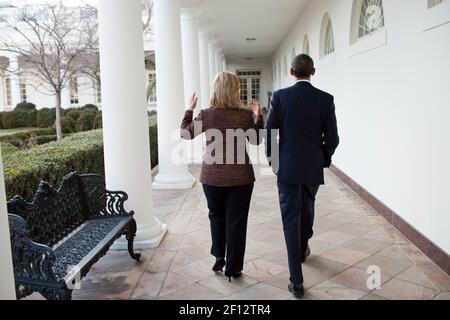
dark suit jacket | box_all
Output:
[266,81,339,185]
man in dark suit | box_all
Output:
[266,54,339,298]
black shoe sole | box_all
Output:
[288,286,305,298]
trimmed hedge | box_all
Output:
[4,114,158,201]
[61,116,76,133]
[76,111,95,132]
[93,113,102,129]
[15,102,37,112]
[36,108,56,128]
[3,130,105,201]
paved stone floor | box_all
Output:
[64,166,450,300]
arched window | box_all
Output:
[303,35,310,55]
[351,0,385,43]
[428,0,446,8]
[320,14,335,58]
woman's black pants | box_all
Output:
[202,183,254,274]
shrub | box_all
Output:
[1,143,18,155]
[76,112,95,132]
[3,115,159,201]
[149,114,158,168]
[0,128,56,147]
[10,110,37,127]
[14,102,37,112]
[80,104,99,113]
[36,108,56,128]
[3,130,105,201]
[61,116,76,133]
[0,112,4,129]
[1,112,16,129]
[67,109,82,121]
[35,135,59,145]
[93,113,102,129]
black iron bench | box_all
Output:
[7,172,141,300]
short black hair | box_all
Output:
[291,54,315,77]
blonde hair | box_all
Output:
[209,72,244,109]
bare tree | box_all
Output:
[0,1,97,141]
[80,0,155,104]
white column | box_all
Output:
[222,56,227,71]
[98,0,166,249]
[215,49,222,75]
[153,0,195,189]
[8,56,21,109]
[0,148,17,300]
[208,40,216,92]
[181,8,203,164]
[198,29,211,107]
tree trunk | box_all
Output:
[55,92,63,142]
[146,79,156,102]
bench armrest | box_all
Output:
[100,190,135,217]
[8,214,59,298]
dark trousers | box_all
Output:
[202,183,254,274]
[277,183,320,285]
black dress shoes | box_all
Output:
[288,283,305,298]
[301,246,311,263]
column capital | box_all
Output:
[180,7,200,21]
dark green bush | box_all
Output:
[80,104,99,113]
[61,116,76,133]
[36,108,56,128]
[3,114,159,201]
[0,112,4,129]
[3,130,105,201]
[149,114,158,168]
[14,102,37,112]
[10,110,37,127]
[67,109,82,121]
[76,112,95,132]
[35,135,59,145]
[93,113,102,129]
[1,112,16,129]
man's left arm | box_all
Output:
[265,92,281,164]
[323,99,340,168]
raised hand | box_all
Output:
[250,99,262,116]
[189,92,198,111]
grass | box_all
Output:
[0,127,39,137]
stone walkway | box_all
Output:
[69,166,450,300]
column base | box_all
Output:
[153,173,196,189]
[112,219,168,250]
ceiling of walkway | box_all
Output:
[197,0,309,60]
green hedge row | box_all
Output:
[0,103,102,131]
[3,115,158,201]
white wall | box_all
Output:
[227,58,273,109]
[272,0,450,254]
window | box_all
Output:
[239,77,248,105]
[358,0,385,39]
[70,77,79,105]
[96,79,102,104]
[237,70,261,105]
[320,14,335,58]
[5,76,12,106]
[19,77,27,102]
[428,0,446,8]
[251,78,261,101]
[303,35,310,55]
[148,71,157,103]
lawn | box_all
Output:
[0,128,39,137]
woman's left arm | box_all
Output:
[180,92,204,140]
[248,99,264,145]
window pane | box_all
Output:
[358,0,385,39]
